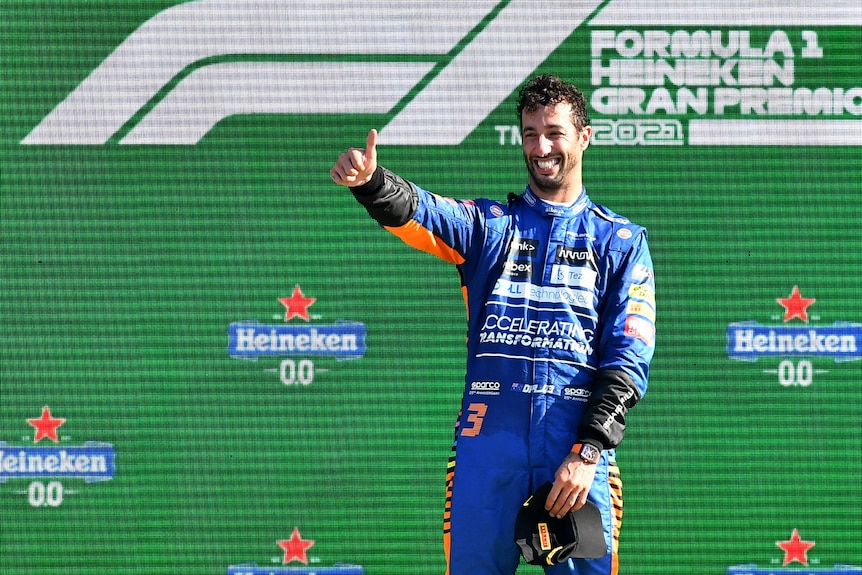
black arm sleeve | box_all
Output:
[577,368,642,450]
[349,166,418,227]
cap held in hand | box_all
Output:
[514,482,608,565]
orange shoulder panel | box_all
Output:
[385,220,466,265]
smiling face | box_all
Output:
[521,102,591,202]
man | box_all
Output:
[330,75,655,575]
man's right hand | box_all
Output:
[330,129,378,187]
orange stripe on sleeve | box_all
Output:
[609,460,623,575]
[385,220,466,265]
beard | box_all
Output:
[524,153,572,195]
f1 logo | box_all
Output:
[23,0,603,145]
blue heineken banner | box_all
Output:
[229,323,367,359]
[0,444,116,483]
[728,323,862,361]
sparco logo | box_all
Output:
[564,387,590,401]
[22,0,606,145]
[471,381,501,392]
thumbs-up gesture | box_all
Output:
[330,129,378,187]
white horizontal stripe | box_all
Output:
[689,120,862,146]
[590,0,862,25]
[121,62,434,144]
[474,352,596,369]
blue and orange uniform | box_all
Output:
[351,166,656,575]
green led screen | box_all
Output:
[2,2,861,575]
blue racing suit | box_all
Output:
[351,167,656,575]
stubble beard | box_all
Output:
[524,153,570,196]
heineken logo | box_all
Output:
[726,286,861,387]
[1,407,115,507]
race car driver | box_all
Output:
[330,75,656,575]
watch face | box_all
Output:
[580,444,600,463]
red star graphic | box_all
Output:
[27,406,66,443]
[776,528,815,566]
[279,285,316,322]
[777,286,815,323]
[277,527,315,564]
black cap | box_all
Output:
[514,482,608,565]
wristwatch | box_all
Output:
[572,443,601,465]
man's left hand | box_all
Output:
[545,452,598,518]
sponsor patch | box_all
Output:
[508,237,540,258]
[550,264,598,290]
[491,279,595,311]
[564,387,591,402]
[625,316,656,346]
[538,523,552,551]
[629,283,656,306]
[631,263,655,285]
[626,300,656,323]
[470,381,501,395]
[554,246,598,270]
[502,260,533,279]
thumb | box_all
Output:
[365,128,378,165]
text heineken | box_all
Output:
[229,323,366,359]
[0,444,116,482]
[727,323,862,361]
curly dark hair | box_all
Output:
[517,74,590,130]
